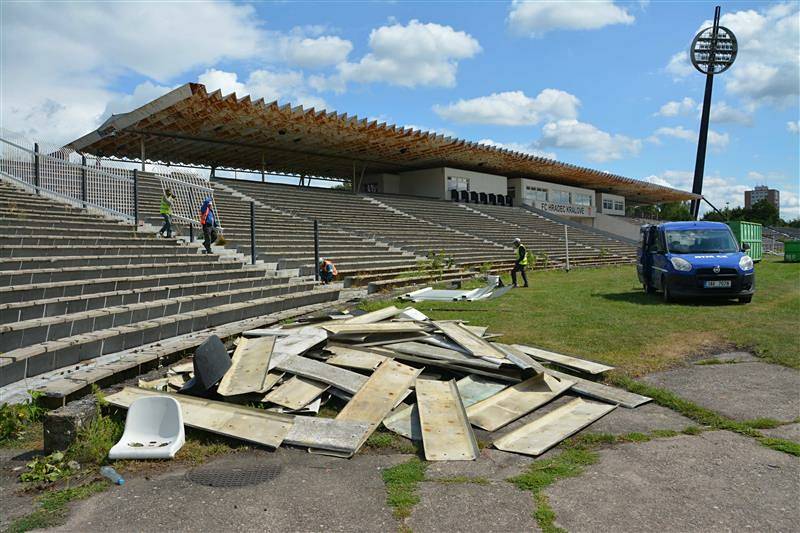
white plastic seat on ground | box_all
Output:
[108,396,185,460]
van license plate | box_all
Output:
[704,280,731,288]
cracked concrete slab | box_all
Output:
[694,351,760,364]
[52,449,407,533]
[762,423,800,442]
[642,361,800,422]
[408,480,540,532]
[585,403,694,435]
[424,448,531,481]
[546,431,799,533]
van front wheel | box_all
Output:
[739,295,752,304]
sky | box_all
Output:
[2,0,799,218]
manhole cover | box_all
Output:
[186,463,283,487]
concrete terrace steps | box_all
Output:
[0,276,289,325]
[0,258,245,286]
[0,267,268,305]
[0,280,319,352]
[0,285,340,388]
[0,253,217,270]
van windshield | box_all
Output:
[665,229,740,254]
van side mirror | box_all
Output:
[742,243,751,252]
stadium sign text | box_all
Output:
[537,201,594,218]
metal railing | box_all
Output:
[0,130,220,229]
[0,130,135,222]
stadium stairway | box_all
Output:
[0,178,341,396]
[215,179,511,281]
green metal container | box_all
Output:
[726,221,763,262]
[785,240,800,263]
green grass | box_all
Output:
[508,447,599,533]
[611,376,800,456]
[382,458,428,519]
[5,481,109,533]
[368,258,799,375]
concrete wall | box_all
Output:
[396,168,446,199]
[594,212,641,240]
[361,173,401,194]
[597,193,625,215]
[509,177,596,218]
[443,167,507,197]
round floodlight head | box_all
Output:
[690,25,737,75]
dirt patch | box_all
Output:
[631,331,733,376]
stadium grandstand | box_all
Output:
[0,82,697,402]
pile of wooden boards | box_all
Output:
[106,305,651,460]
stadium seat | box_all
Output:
[496,195,505,206]
[470,191,479,203]
[450,189,459,202]
[505,194,513,207]
[460,190,469,203]
[479,192,488,204]
[488,193,497,205]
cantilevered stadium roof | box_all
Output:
[69,83,696,203]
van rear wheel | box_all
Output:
[739,295,752,304]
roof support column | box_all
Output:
[261,153,266,183]
[139,136,146,171]
[356,162,368,195]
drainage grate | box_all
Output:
[186,463,283,488]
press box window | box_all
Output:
[614,201,624,211]
[603,199,614,210]
[525,186,548,202]
[574,193,592,206]
[552,190,571,204]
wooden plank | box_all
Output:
[263,376,329,409]
[513,344,615,375]
[462,325,488,337]
[169,361,194,374]
[325,345,388,371]
[323,323,425,335]
[466,373,574,431]
[271,354,368,395]
[383,375,507,440]
[258,372,284,394]
[434,321,507,359]
[217,336,275,396]
[544,368,651,408]
[341,305,402,324]
[106,387,292,449]
[284,417,372,457]
[416,379,479,461]
[493,398,617,456]
[387,342,502,369]
[493,343,546,372]
[337,359,422,453]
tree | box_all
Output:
[658,202,692,221]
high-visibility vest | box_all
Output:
[516,244,528,265]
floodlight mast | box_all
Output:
[689,5,738,219]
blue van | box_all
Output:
[637,221,755,303]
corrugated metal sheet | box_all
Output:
[68,83,696,203]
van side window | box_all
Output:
[646,231,664,254]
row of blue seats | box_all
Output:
[450,189,513,206]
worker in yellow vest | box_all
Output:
[511,238,529,288]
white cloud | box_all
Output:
[709,101,754,126]
[644,170,749,213]
[653,126,729,150]
[266,31,353,69]
[0,2,353,144]
[508,0,634,37]
[433,90,580,126]
[664,4,800,106]
[655,126,695,141]
[665,51,694,79]
[198,69,327,110]
[319,20,481,90]
[656,97,697,117]
[537,119,642,162]
[478,139,557,160]
[788,121,800,134]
